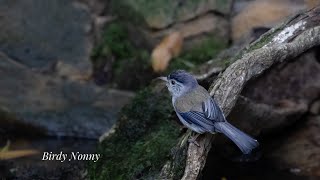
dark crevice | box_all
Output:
[315,46,320,63]
[202,110,313,180]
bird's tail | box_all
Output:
[214,122,259,154]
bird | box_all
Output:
[158,70,259,154]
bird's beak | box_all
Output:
[157,76,168,82]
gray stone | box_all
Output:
[114,0,232,49]
[0,0,92,78]
[0,52,134,139]
[268,116,320,176]
[310,100,320,115]
[119,0,232,29]
[0,0,137,139]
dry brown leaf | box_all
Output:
[164,31,183,57]
[151,31,183,72]
[0,149,39,160]
[151,46,172,73]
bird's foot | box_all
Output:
[188,134,200,147]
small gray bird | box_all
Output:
[159,70,259,154]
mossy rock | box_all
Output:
[110,0,231,52]
[91,22,156,90]
[89,87,182,179]
[112,0,232,29]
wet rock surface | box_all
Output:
[0,0,135,138]
[0,51,134,139]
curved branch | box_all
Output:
[160,7,320,180]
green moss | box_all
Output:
[89,88,181,180]
[129,0,173,17]
[110,1,143,26]
[111,0,176,28]
[91,22,135,62]
[221,58,233,68]
[90,22,154,90]
[90,22,130,72]
[246,34,272,52]
[167,38,227,72]
[91,22,136,81]
[211,25,285,73]
[245,26,284,53]
[162,134,189,179]
[215,0,232,13]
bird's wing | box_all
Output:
[202,98,225,122]
[179,111,214,132]
[178,98,225,132]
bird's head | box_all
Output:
[158,70,198,98]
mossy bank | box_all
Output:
[88,87,182,179]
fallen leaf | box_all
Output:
[164,31,183,57]
[151,31,183,72]
[151,46,172,73]
[0,149,39,160]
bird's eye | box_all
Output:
[171,80,175,85]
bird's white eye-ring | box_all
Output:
[171,80,175,85]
